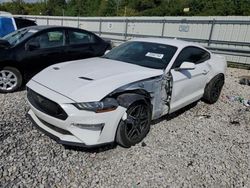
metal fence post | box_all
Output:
[161,19,166,37]
[208,19,216,46]
[77,17,80,28]
[61,17,63,26]
[99,18,102,36]
[47,17,49,25]
[124,19,128,40]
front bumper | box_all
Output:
[28,103,126,147]
[26,81,127,147]
[27,112,113,148]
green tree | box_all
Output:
[98,0,116,16]
[46,0,66,15]
[0,0,250,16]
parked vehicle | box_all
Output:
[0,25,111,92]
[14,17,37,29]
[26,38,226,148]
[0,11,36,37]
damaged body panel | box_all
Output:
[109,73,173,120]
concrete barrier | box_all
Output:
[17,15,250,66]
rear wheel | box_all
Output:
[116,102,151,148]
[0,67,22,93]
[203,74,224,104]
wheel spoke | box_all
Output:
[2,83,7,89]
[6,83,12,88]
[138,105,145,117]
[9,78,17,82]
[132,106,140,118]
[140,113,147,119]
[140,119,148,126]
[136,127,142,135]
[127,128,136,139]
[128,114,137,120]
[126,115,136,125]
[1,71,6,77]
[7,73,13,79]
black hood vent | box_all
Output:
[79,77,93,81]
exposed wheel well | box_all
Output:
[111,89,152,108]
[1,62,23,75]
[117,92,150,107]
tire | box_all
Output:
[116,102,151,148]
[203,74,224,104]
[0,67,22,93]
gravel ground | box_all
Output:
[0,67,250,188]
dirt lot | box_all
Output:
[0,67,249,187]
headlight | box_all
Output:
[73,98,118,113]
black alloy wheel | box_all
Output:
[116,102,151,148]
[203,74,224,104]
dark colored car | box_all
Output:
[0,26,111,93]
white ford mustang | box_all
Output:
[26,38,226,148]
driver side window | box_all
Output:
[173,47,210,68]
[29,30,65,49]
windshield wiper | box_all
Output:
[101,56,111,59]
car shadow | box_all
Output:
[151,101,198,125]
[63,143,118,153]
[19,85,26,92]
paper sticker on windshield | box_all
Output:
[28,29,38,33]
[145,52,164,59]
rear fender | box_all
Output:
[206,54,227,84]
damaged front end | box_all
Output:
[105,73,173,120]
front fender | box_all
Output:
[117,93,149,108]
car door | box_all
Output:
[65,29,97,61]
[169,46,211,113]
[21,29,67,77]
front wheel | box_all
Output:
[0,67,22,93]
[116,102,151,148]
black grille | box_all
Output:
[37,117,72,135]
[27,88,68,120]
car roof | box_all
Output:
[0,11,12,17]
[23,25,83,31]
[130,37,203,49]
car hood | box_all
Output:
[30,57,163,102]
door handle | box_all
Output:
[202,70,209,75]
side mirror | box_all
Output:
[0,39,11,49]
[25,41,40,51]
[179,61,196,70]
[104,50,110,55]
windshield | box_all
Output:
[2,28,36,46]
[103,41,177,69]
